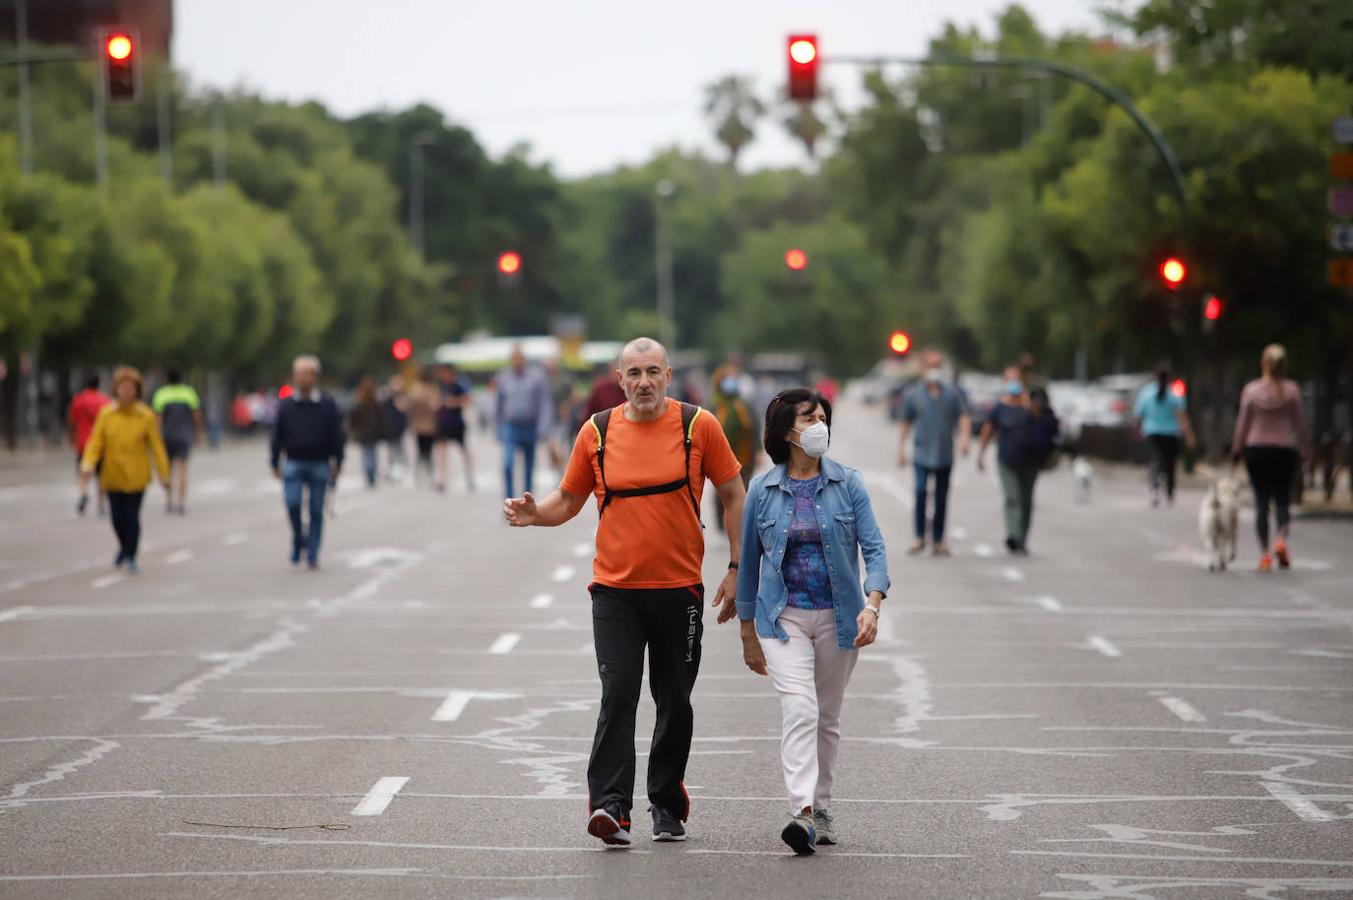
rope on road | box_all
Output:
[181,819,351,831]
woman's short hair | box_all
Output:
[111,366,144,400]
[763,388,833,465]
[1261,343,1287,379]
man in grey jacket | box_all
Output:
[495,345,550,498]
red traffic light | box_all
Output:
[391,338,413,362]
[105,33,133,61]
[497,251,521,275]
[1159,257,1187,289]
[787,34,819,101]
[1203,295,1224,321]
[785,248,808,271]
[1171,378,1187,398]
[889,331,912,355]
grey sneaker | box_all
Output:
[780,813,816,855]
[649,805,686,842]
[813,808,836,845]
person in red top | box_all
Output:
[69,373,110,516]
[582,363,628,420]
[505,337,746,848]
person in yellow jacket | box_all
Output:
[80,367,170,574]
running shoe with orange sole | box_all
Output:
[1257,555,1273,573]
[1274,540,1291,569]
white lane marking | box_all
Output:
[974,543,994,558]
[1158,696,1206,722]
[91,574,123,590]
[165,550,193,565]
[1088,636,1122,658]
[579,642,594,655]
[223,533,249,546]
[0,606,34,624]
[950,526,968,540]
[488,633,521,655]
[530,594,554,610]
[572,543,591,558]
[350,776,410,816]
[551,565,576,583]
[1262,782,1338,822]
[1001,567,1024,583]
[1037,596,1062,612]
[433,690,475,722]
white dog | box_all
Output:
[1072,457,1093,503]
[1199,478,1240,571]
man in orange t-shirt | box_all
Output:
[505,337,746,848]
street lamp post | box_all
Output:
[408,132,435,258]
[654,179,677,347]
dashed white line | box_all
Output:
[488,633,521,655]
[950,526,968,540]
[551,565,576,583]
[530,594,554,609]
[1001,567,1025,583]
[1037,596,1062,612]
[223,532,249,546]
[91,574,123,590]
[1158,696,1206,722]
[432,690,475,722]
[1088,636,1122,658]
[165,550,194,565]
[974,543,994,558]
[350,776,410,816]
[0,605,34,624]
[1262,781,1338,822]
[572,543,592,558]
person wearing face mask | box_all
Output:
[977,378,1041,555]
[710,364,760,532]
[735,388,890,855]
[505,338,746,849]
[898,351,971,556]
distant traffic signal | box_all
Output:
[787,35,819,101]
[888,330,912,356]
[1203,294,1224,322]
[785,248,808,271]
[100,28,140,103]
[1171,378,1187,398]
[498,251,521,275]
[1159,256,1187,290]
[391,338,413,362]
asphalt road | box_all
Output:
[2,402,1351,899]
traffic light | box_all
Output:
[100,28,140,103]
[391,338,413,362]
[1203,294,1224,322]
[1171,378,1187,398]
[888,330,912,356]
[497,251,521,287]
[1159,256,1187,290]
[787,35,819,101]
[785,248,808,271]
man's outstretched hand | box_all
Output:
[504,491,538,527]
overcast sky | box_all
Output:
[175,0,1114,177]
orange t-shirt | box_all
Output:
[561,398,742,589]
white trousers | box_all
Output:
[760,606,859,815]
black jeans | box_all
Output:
[588,583,704,824]
[107,490,144,561]
[1148,435,1181,499]
[1244,445,1298,550]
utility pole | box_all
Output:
[654,179,677,347]
[93,66,108,188]
[157,70,173,185]
[408,132,434,257]
[212,103,226,190]
[15,0,32,178]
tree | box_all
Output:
[703,76,766,170]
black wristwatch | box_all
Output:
[728,561,739,570]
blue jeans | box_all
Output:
[359,441,379,487]
[913,463,952,543]
[502,422,538,498]
[283,459,329,564]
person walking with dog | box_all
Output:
[898,351,971,556]
[504,337,746,848]
[1133,363,1196,508]
[80,367,170,573]
[736,388,889,855]
[1232,344,1310,572]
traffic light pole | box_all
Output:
[826,53,1190,226]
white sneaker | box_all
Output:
[587,809,632,848]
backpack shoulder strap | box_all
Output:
[590,410,612,515]
[679,402,704,527]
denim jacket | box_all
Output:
[736,457,890,650]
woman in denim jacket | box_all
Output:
[734,388,890,854]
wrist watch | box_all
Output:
[864,603,881,617]
[728,561,739,570]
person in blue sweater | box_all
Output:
[270,355,345,569]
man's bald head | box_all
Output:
[619,337,670,370]
[616,337,672,420]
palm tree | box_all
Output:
[781,87,838,161]
[703,76,765,171]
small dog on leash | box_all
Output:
[1072,456,1094,503]
[1199,478,1240,571]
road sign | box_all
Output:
[1331,186,1353,217]
[1332,225,1353,253]
[1330,258,1353,287]
[1335,117,1353,145]
[1335,153,1353,182]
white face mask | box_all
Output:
[792,421,830,458]
[924,368,943,384]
